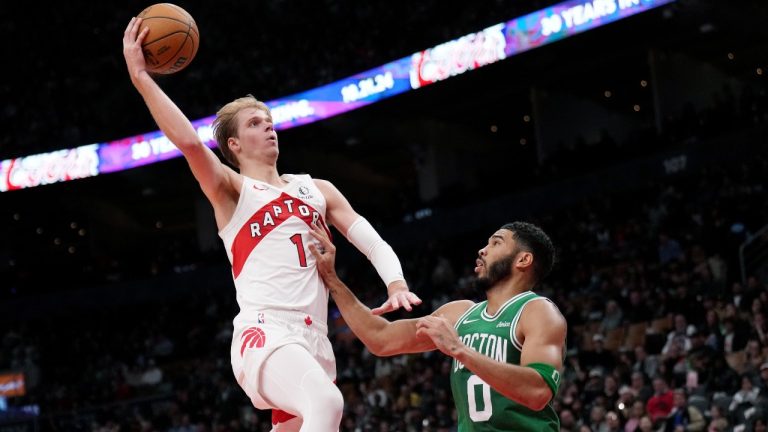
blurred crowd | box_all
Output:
[2,116,767,431]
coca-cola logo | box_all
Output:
[410,23,507,89]
[1,144,100,192]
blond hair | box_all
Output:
[212,95,271,168]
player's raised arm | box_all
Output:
[122,17,237,208]
[308,221,470,355]
[313,179,422,314]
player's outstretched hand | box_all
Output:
[307,221,339,283]
[372,281,423,316]
[123,17,150,82]
[416,315,462,358]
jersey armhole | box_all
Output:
[510,297,549,351]
[218,177,250,237]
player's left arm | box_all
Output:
[314,178,421,314]
[417,299,566,412]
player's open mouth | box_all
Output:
[474,258,484,272]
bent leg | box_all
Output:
[260,344,343,432]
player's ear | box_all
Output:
[228,137,240,153]
[516,251,533,270]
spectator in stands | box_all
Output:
[758,362,768,395]
[663,314,693,356]
[634,347,660,382]
[722,317,749,354]
[751,312,768,346]
[746,277,766,307]
[624,400,647,432]
[661,338,688,386]
[604,375,621,409]
[604,410,622,432]
[667,285,699,319]
[750,298,767,318]
[728,282,748,311]
[559,408,580,432]
[617,384,637,415]
[140,358,163,387]
[658,233,684,265]
[583,334,617,372]
[625,290,653,324]
[664,388,705,432]
[631,371,655,403]
[637,415,655,432]
[706,404,728,432]
[600,300,625,334]
[646,376,675,424]
[729,374,760,413]
[584,368,608,404]
[745,339,765,374]
[590,405,609,432]
[753,418,768,432]
[701,309,723,351]
[687,330,717,386]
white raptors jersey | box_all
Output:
[218,174,330,329]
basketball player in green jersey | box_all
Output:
[307,221,565,431]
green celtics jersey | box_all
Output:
[450,291,560,432]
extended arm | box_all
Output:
[123,18,238,223]
[417,299,566,411]
[308,221,471,355]
[314,179,421,314]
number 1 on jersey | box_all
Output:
[289,233,308,267]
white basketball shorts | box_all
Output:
[230,310,336,409]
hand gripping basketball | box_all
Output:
[137,4,199,74]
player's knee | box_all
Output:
[317,385,343,425]
[321,382,344,414]
[303,370,343,414]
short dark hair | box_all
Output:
[501,221,555,286]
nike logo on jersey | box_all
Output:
[463,318,479,324]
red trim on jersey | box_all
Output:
[272,409,296,424]
[230,192,331,278]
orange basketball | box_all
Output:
[137,3,199,74]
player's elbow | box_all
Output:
[524,387,553,412]
[364,339,386,356]
[177,138,204,152]
[367,340,399,357]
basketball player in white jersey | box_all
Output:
[123,18,420,431]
